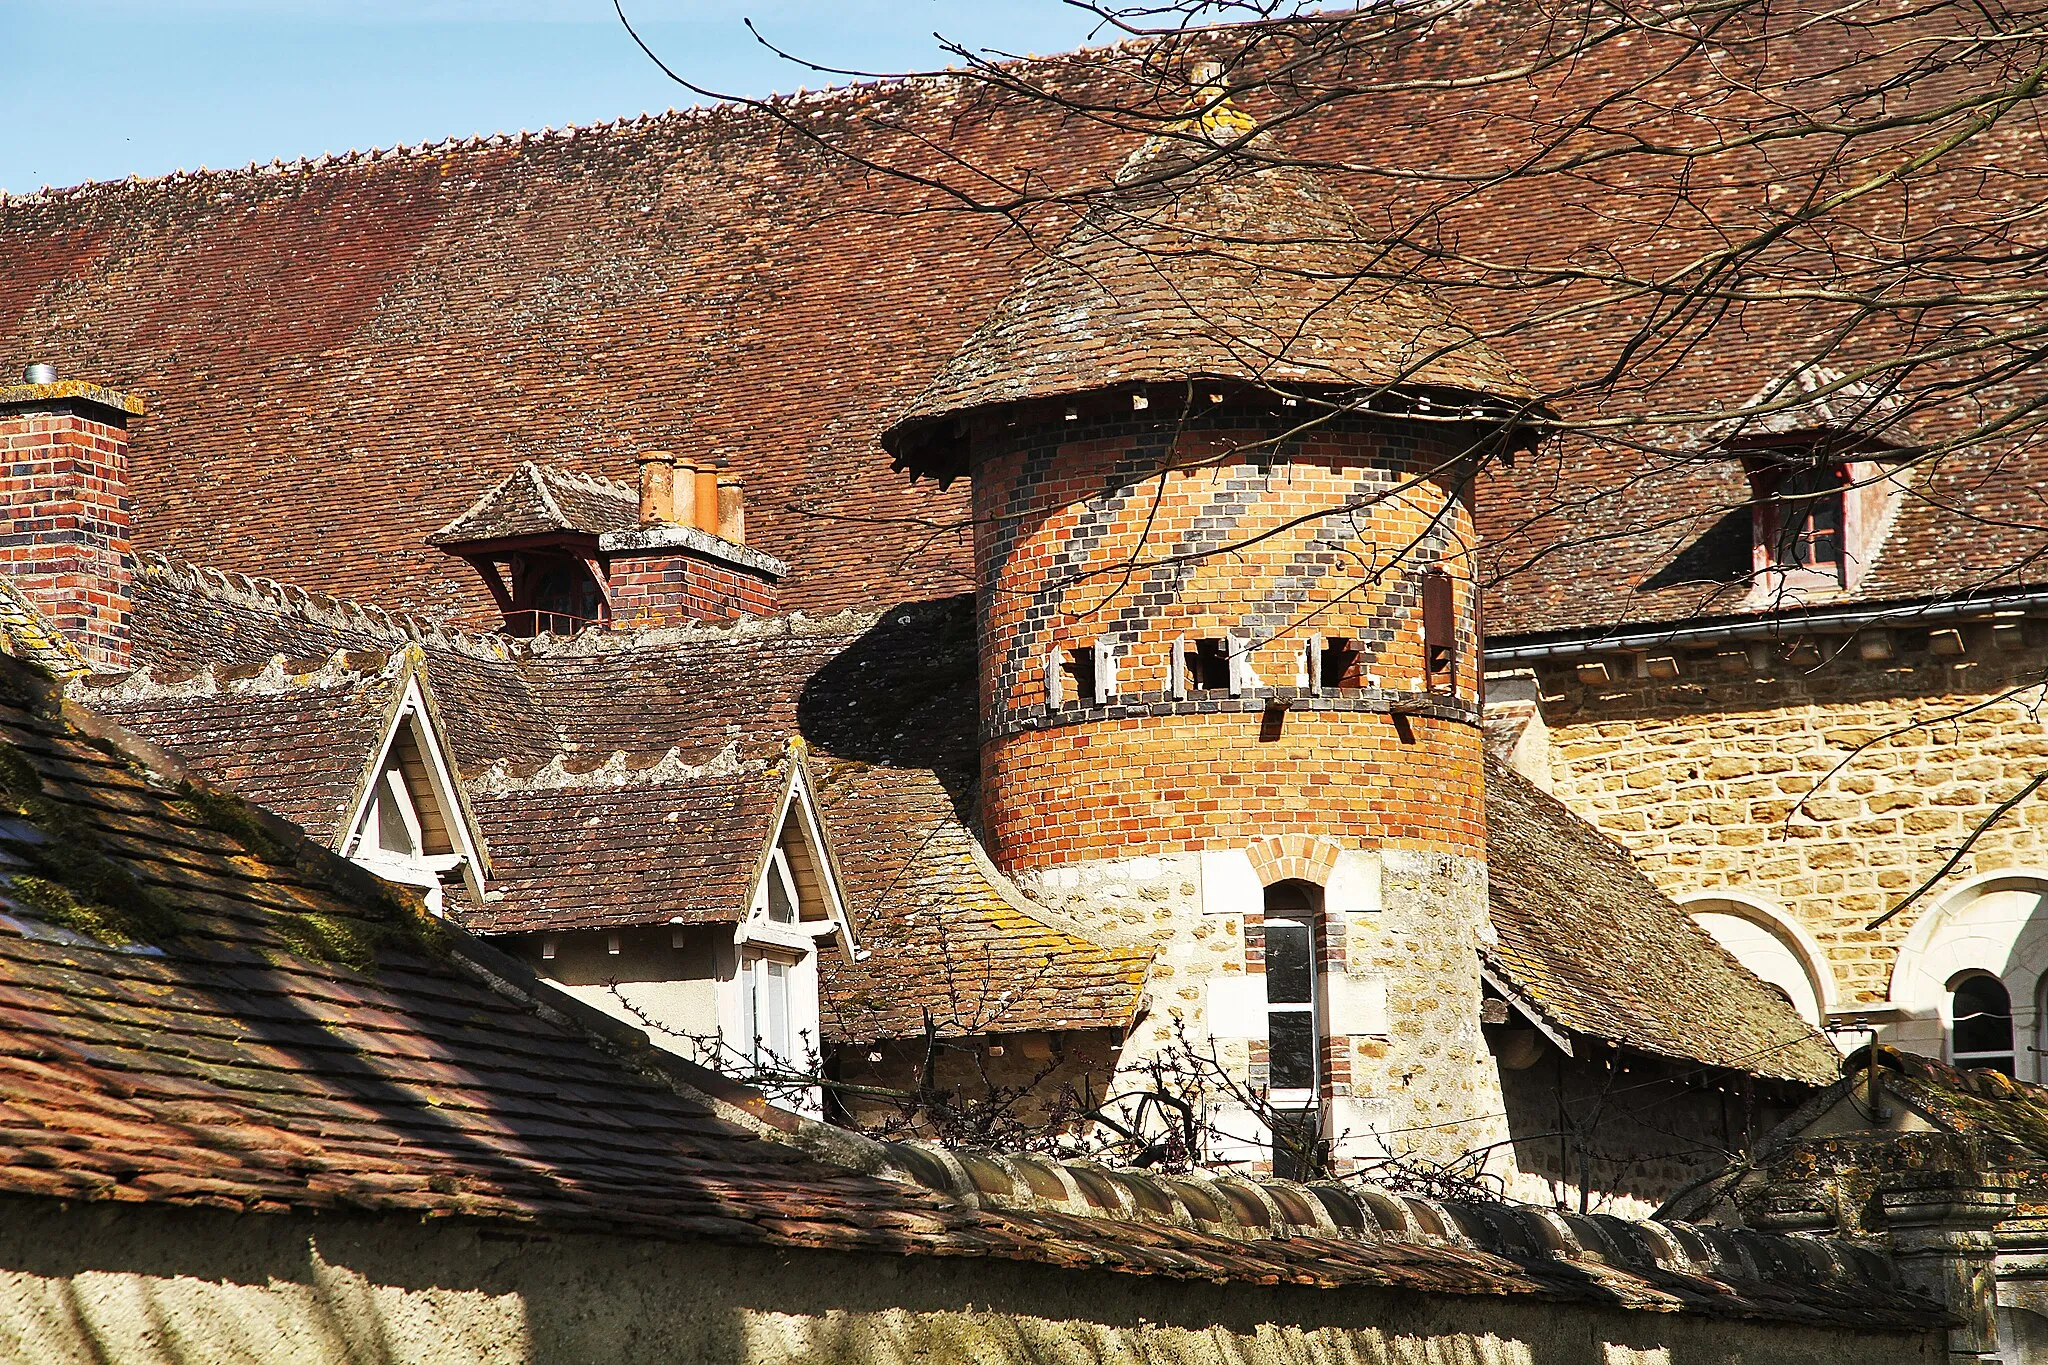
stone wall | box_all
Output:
[1020,845,1511,1180]
[1514,625,2048,1028]
[0,1197,1936,1364]
[1495,1039,1801,1217]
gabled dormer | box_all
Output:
[725,744,856,1108]
[429,455,786,636]
[1708,363,1919,599]
[339,651,488,914]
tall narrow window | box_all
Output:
[764,848,798,925]
[1422,569,1456,691]
[1263,881,1321,1179]
[742,953,794,1065]
[1263,883,1319,1095]
[1951,973,2015,1075]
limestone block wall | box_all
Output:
[1519,629,2048,1017]
[1021,845,1509,1179]
[0,1198,1935,1365]
[1496,1044,1800,1217]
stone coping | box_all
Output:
[0,380,147,417]
[985,687,1480,742]
[599,523,789,579]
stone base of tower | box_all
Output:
[1018,842,1512,1181]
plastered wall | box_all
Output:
[0,1198,1935,1365]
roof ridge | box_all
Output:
[0,29,1184,205]
[523,460,572,528]
[537,461,637,501]
[466,740,758,797]
[70,645,405,704]
[137,552,517,660]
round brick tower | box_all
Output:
[883,96,1543,1171]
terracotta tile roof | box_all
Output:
[1483,760,1839,1085]
[428,461,638,546]
[103,569,1145,1040]
[0,649,1941,1321]
[458,770,782,933]
[103,564,1841,1076]
[817,761,1153,1042]
[883,118,1535,478]
[6,5,2030,640]
[72,654,400,845]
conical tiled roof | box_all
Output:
[882,87,1538,475]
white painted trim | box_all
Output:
[1677,889,1839,1014]
[338,667,489,909]
[733,759,856,956]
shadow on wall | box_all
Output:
[796,595,981,817]
[0,1199,1926,1365]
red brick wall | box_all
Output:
[607,550,777,627]
[982,710,1485,869]
[969,401,1486,872]
[0,400,132,670]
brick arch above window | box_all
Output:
[1242,834,1345,889]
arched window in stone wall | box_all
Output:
[1682,894,1833,1026]
[1886,874,2048,1081]
[1950,972,2016,1075]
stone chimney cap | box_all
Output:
[0,375,146,417]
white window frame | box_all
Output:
[1263,903,1320,1107]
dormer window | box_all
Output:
[520,555,607,637]
[1753,460,1849,581]
[342,676,486,916]
[1707,363,1918,599]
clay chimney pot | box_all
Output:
[716,475,746,545]
[637,450,678,526]
[695,467,720,534]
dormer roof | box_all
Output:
[428,461,638,548]
[1704,363,1920,454]
[882,92,1540,478]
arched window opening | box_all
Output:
[1951,972,2015,1076]
[1262,881,1323,1179]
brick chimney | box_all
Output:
[0,366,145,671]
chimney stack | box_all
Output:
[636,450,677,526]
[0,365,145,672]
[716,475,746,545]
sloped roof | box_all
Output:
[4,4,2033,638]
[819,761,1153,1043]
[883,117,1533,477]
[428,460,638,546]
[0,650,1941,1322]
[457,769,783,933]
[103,560,1836,1075]
[101,562,1146,1041]
[1702,364,1921,452]
[73,650,403,845]
[1483,761,1839,1085]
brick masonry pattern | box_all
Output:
[0,400,132,670]
[969,405,1483,872]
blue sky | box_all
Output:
[1,2,1113,195]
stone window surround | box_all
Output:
[1882,870,2048,1083]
